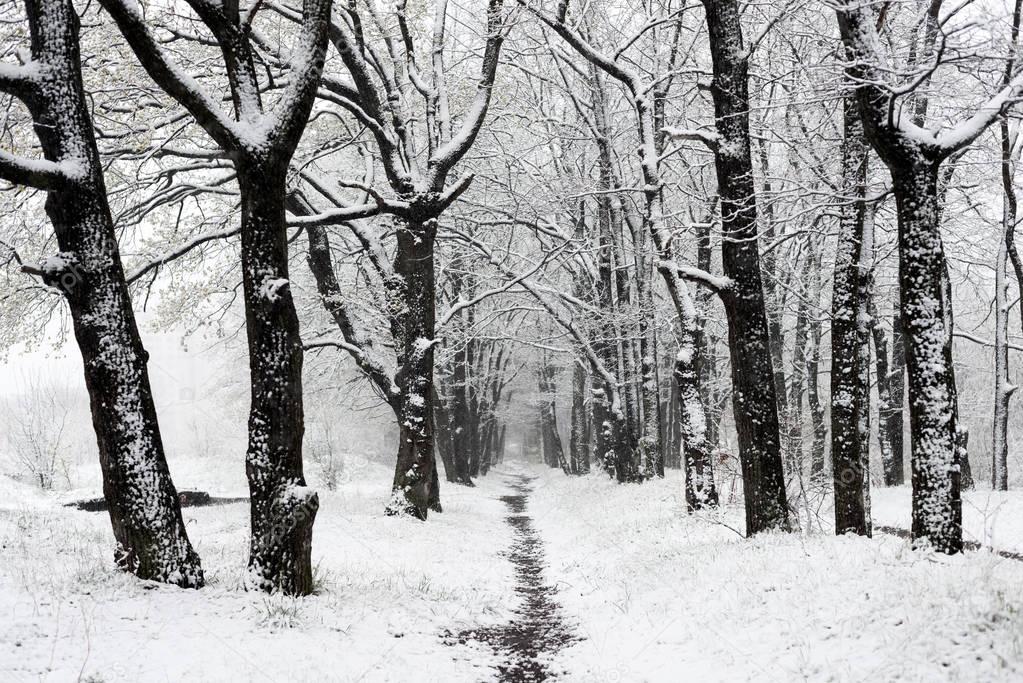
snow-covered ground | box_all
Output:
[531,469,1023,681]
[3,461,1023,681]
[0,463,514,681]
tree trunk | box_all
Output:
[676,351,719,510]
[805,245,828,479]
[867,286,897,485]
[432,385,458,484]
[993,220,1014,491]
[702,0,790,534]
[239,162,317,594]
[786,265,809,478]
[892,162,962,553]
[570,360,589,474]
[18,0,202,587]
[886,298,907,485]
[831,97,872,536]
[387,215,440,519]
[993,80,1020,489]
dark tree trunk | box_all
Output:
[538,361,569,473]
[16,0,202,587]
[837,3,963,553]
[959,429,974,491]
[887,305,907,485]
[893,163,962,553]
[666,374,682,470]
[570,360,589,474]
[702,0,790,534]
[785,262,810,478]
[388,216,440,519]
[239,162,317,594]
[497,424,508,464]
[831,97,872,537]
[432,385,458,484]
[867,290,898,486]
[806,247,828,479]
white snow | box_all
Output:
[0,462,514,681]
[5,460,1023,680]
[527,466,1023,681]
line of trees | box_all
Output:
[4,0,1023,595]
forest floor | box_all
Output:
[2,460,1023,681]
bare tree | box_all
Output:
[835,0,1023,552]
[0,0,202,586]
[286,0,510,518]
[100,0,334,593]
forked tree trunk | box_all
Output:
[13,0,202,587]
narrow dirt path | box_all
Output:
[448,474,578,681]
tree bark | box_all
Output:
[894,163,962,553]
[388,215,441,519]
[994,0,1022,489]
[570,360,589,474]
[831,96,872,536]
[836,3,968,553]
[702,0,790,533]
[239,161,317,594]
[11,0,203,587]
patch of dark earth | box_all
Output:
[67,490,248,511]
[444,475,579,681]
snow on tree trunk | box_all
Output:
[388,214,441,519]
[886,298,907,486]
[239,163,317,594]
[866,281,897,486]
[702,0,790,534]
[993,210,1014,491]
[101,0,334,591]
[994,4,1022,487]
[893,163,962,553]
[831,96,872,537]
[10,0,202,587]
[805,245,828,480]
[675,345,719,511]
[785,263,810,478]
[633,219,661,479]
[570,360,590,475]
[831,1,1006,552]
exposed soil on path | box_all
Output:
[447,474,578,681]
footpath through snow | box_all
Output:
[449,473,578,680]
[4,461,1023,680]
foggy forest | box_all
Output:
[3,0,1023,679]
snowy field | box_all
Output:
[3,460,1023,681]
